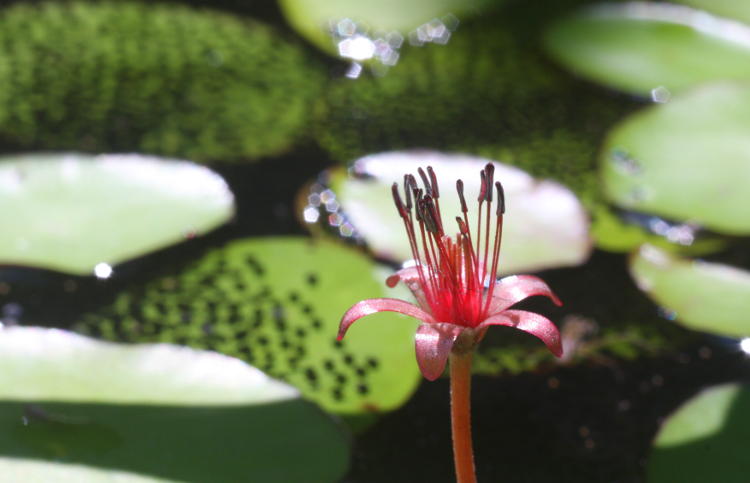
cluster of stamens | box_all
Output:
[391,164,505,327]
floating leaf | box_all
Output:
[0,153,234,275]
[648,383,750,483]
[278,0,500,56]
[602,84,750,235]
[673,0,750,25]
[77,237,421,414]
[0,327,349,483]
[629,245,750,338]
[323,151,591,274]
[544,3,750,96]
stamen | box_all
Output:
[418,167,432,197]
[427,166,439,199]
[391,183,408,219]
[483,163,495,202]
[403,175,413,211]
[495,181,505,215]
[456,179,468,213]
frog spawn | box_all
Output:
[76,249,380,407]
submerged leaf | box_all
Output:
[648,383,750,483]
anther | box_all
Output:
[420,197,440,233]
[403,175,413,210]
[495,181,505,215]
[418,167,432,196]
[484,164,495,202]
[478,171,487,202]
[391,183,408,219]
[456,216,469,234]
[427,166,439,199]
[456,179,468,213]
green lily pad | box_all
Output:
[629,244,750,337]
[602,83,750,235]
[0,326,349,482]
[544,3,750,96]
[674,0,750,25]
[324,152,591,274]
[279,0,500,57]
[76,237,421,414]
[0,153,234,275]
[648,383,750,482]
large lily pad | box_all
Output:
[544,3,750,96]
[324,151,591,274]
[0,153,234,275]
[76,237,421,414]
[648,383,750,482]
[602,83,750,235]
[0,326,349,482]
[629,245,750,338]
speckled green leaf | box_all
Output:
[0,327,349,483]
[0,153,234,275]
[77,237,421,414]
[648,383,750,483]
[544,3,750,96]
[602,84,750,235]
[630,245,750,337]
[279,0,500,56]
[323,152,591,274]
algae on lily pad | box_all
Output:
[629,245,750,338]
[0,327,349,483]
[0,153,234,275]
[544,2,750,96]
[324,151,591,274]
[0,1,325,161]
[602,83,750,235]
[76,237,421,414]
[648,383,750,483]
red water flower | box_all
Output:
[338,163,563,380]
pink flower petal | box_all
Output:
[338,298,437,341]
[386,266,429,309]
[488,275,563,314]
[415,323,465,381]
[479,309,563,357]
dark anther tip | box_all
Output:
[495,181,505,214]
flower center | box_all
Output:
[391,164,505,327]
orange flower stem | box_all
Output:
[449,351,477,483]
